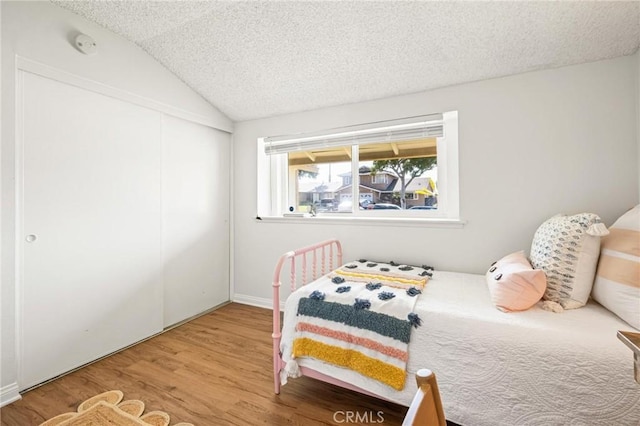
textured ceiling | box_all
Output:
[52,1,640,122]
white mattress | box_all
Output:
[281,270,640,426]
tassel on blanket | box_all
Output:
[283,359,300,379]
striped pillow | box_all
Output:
[592,206,640,330]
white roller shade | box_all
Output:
[264,113,443,155]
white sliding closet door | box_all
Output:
[162,115,230,327]
[20,72,163,390]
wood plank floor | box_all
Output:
[1,303,409,425]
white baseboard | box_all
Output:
[233,293,284,311]
[0,382,21,407]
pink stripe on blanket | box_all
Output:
[297,322,408,362]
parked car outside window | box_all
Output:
[366,203,402,210]
[315,199,337,212]
[408,205,437,210]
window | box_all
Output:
[372,174,388,184]
[258,111,459,220]
[405,192,419,201]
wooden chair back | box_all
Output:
[402,369,446,426]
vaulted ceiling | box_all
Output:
[52,1,640,122]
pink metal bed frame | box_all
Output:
[271,238,391,400]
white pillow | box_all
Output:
[530,213,608,311]
[592,206,640,330]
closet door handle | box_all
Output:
[25,234,37,243]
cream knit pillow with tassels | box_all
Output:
[592,206,640,330]
[530,213,609,312]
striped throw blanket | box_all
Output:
[292,260,431,390]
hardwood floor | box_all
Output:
[1,303,408,425]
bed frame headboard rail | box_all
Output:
[271,238,343,292]
[271,238,342,393]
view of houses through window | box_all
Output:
[289,138,438,214]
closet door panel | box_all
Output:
[162,115,230,327]
[20,71,163,390]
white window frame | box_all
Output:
[257,111,460,223]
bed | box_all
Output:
[271,239,640,426]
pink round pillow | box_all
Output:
[486,251,547,312]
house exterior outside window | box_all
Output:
[258,111,459,220]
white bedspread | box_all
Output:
[281,270,640,426]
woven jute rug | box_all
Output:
[39,390,194,426]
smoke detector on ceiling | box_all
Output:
[74,34,97,55]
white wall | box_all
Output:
[637,51,640,200]
[1,1,232,400]
[233,55,639,307]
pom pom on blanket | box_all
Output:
[406,287,422,297]
[354,298,371,310]
[378,291,396,301]
[366,282,382,291]
[336,286,351,294]
[309,290,325,301]
[408,312,422,328]
[331,276,345,284]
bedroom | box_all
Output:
[1,1,639,425]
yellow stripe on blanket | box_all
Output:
[333,270,427,289]
[293,337,406,390]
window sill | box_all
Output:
[255,215,466,228]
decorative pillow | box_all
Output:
[592,206,640,330]
[530,213,609,311]
[486,251,547,312]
